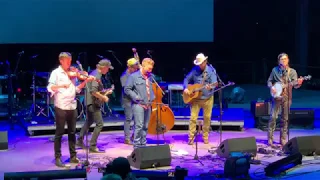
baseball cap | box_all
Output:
[59,52,72,59]
[98,59,114,70]
[127,58,138,67]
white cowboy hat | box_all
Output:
[193,53,208,65]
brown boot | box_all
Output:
[188,139,194,145]
[125,140,132,145]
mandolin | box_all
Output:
[270,75,311,98]
[94,85,115,106]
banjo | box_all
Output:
[270,75,312,98]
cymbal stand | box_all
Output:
[151,76,166,145]
[5,60,26,132]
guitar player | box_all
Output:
[77,59,114,153]
[267,53,304,147]
[183,53,217,145]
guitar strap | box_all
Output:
[201,70,208,85]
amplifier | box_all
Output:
[255,108,315,130]
[289,108,314,129]
[251,100,271,117]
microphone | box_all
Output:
[76,60,81,65]
[31,54,38,59]
[96,54,104,59]
[147,50,153,54]
[106,50,114,53]
[18,51,24,55]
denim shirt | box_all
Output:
[124,70,155,104]
[183,65,218,100]
[120,69,130,101]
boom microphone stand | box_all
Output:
[189,121,203,165]
[151,75,166,145]
[209,64,225,144]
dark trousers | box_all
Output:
[78,104,103,147]
[268,96,291,145]
[54,107,77,158]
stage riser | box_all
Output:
[27,124,243,136]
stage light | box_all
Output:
[229,87,245,103]
[224,152,251,179]
[16,88,21,93]
[264,153,302,177]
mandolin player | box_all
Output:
[77,59,114,153]
[183,53,217,145]
[124,58,155,149]
[267,53,304,147]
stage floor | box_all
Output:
[1,128,320,179]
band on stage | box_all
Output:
[46,51,306,167]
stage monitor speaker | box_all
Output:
[217,136,257,158]
[0,131,8,150]
[283,136,320,156]
[128,144,172,169]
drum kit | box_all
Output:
[28,71,86,122]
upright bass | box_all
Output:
[134,49,176,135]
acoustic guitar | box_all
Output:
[270,75,311,98]
[182,82,218,104]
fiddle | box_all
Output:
[67,66,99,82]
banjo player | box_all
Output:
[267,53,305,148]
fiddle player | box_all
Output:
[47,52,95,167]
[124,58,155,149]
[267,53,304,147]
[120,58,140,145]
[77,59,114,153]
[183,53,217,145]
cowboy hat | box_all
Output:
[193,53,208,65]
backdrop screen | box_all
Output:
[0,0,214,44]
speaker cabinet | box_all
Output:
[0,131,8,150]
[217,136,257,158]
[283,136,320,156]
[127,145,172,169]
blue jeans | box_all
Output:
[122,99,133,141]
[132,104,151,148]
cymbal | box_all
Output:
[36,72,50,78]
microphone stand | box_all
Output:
[209,64,225,145]
[151,75,166,145]
[6,60,14,130]
[107,51,123,66]
[76,56,90,168]
[286,70,291,143]
[189,121,203,165]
